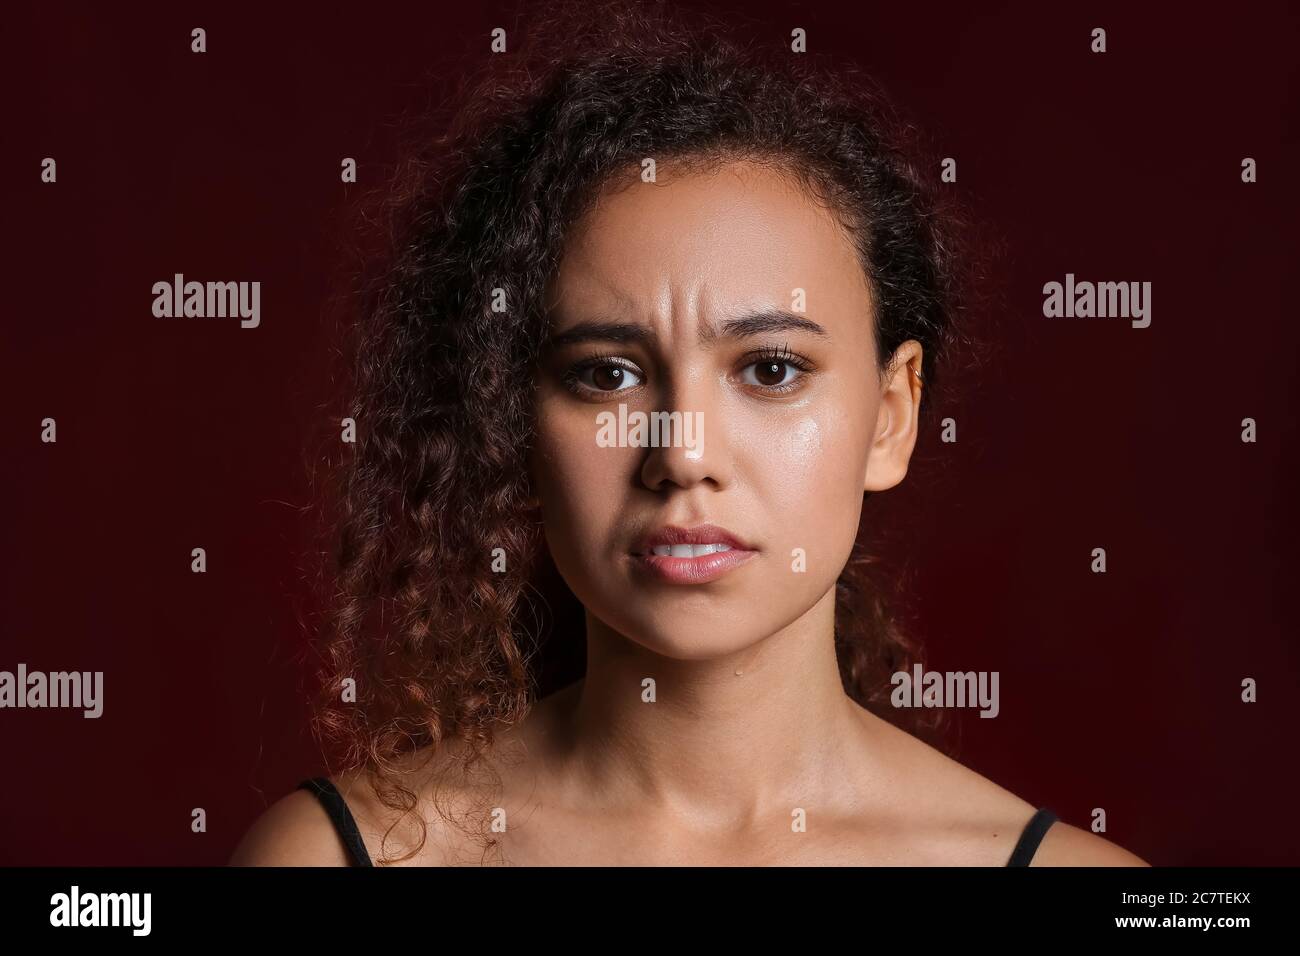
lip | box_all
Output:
[631,523,753,554]
[629,524,759,585]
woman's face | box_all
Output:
[532,158,921,659]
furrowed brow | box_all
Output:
[707,309,829,342]
[544,309,829,349]
[546,320,655,349]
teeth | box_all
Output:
[651,543,733,558]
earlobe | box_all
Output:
[863,455,900,494]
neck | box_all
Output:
[559,586,877,827]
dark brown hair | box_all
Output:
[307,0,976,863]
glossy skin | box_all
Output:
[233,160,1148,866]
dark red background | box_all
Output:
[5,1,1298,865]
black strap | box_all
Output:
[299,779,1054,868]
[1006,808,1058,867]
[297,777,374,867]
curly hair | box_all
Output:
[305,0,979,864]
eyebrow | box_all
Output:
[545,308,829,348]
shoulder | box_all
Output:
[1029,819,1149,867]
[231,755,498,867]
[857,711,1148,866]
[229,782,352,866]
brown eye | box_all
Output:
[592,365,626,390]
[740,359,800,388]
[570,360,643,393]
[753,361,787,386]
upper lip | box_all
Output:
[631,524,754,556]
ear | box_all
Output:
[863,341,924,493]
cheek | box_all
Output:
[533,402,626,553]
[788,416,823,467]
[747,414,825,500]
[748,406,870,570]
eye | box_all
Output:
[740,359,800,388]
[736,344,814,393]
[564,357,644,394]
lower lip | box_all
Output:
[629,548,758,584]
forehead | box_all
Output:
[545,159,873,330]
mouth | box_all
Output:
[628,524,758,584]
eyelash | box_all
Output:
[746,344,813,394]
[560,343,816,398]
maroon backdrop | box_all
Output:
[5,0,1298,865]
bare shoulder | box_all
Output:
[229,786,351,866]
[1030,820,1149,867]
[230,758,482,867]
[229,698,565,868]
[860,712,1148,866]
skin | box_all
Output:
[233,159,1148,866]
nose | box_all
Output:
[638,369,733,493]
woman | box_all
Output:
[233,1,1147,867]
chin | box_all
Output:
[597,607,772,661]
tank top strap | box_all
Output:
[1005,807,1058,867]
[297,777,374,867]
